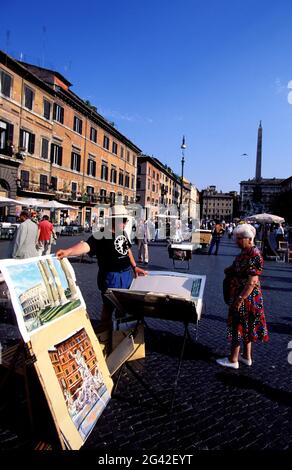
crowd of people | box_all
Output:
[6,207,286,368]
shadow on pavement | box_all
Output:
[216,372,292,408]
[145,328,215,362]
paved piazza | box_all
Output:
[1,235,292,450]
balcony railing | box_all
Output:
[18,182,55,194]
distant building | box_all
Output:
[240,122,285,215]
[201,185,234,222]
[182,178,200,220]
[240,178,284,215]
[0,50,141,224]
[137,155,192,218]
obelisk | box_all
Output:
[255,121,262,181]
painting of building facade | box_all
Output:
[0,256,83,341]
[49,328,110,442]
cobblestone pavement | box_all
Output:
[1,234,292,451]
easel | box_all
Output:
[110,318,167,411]
[110,309,199,413]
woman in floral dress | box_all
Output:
[217,223,268,369]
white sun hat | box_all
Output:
[107,204,129,218]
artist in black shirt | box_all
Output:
[57,206,147,329]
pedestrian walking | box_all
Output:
[227,224,233,239]
[208,222,225,255]
[38,215,56,255]
[12,211,39,259]
[217,223,268,369]
[137,218,150,265]
[56,205,147,330]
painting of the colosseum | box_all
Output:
[0,256,82,336]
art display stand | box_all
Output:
[0,255,113,450]
[110,318,167,411]
[105,271,206,413]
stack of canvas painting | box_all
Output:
[0,255,113,450]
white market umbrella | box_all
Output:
[37,200,77,211]
[246,213,285,224]
[16,197,45,207]
[0,196,21,207]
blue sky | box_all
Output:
[1,0,292,191]
[6,258,68,299]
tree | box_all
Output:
[271,190,292,224]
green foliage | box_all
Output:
[271,190,292,223]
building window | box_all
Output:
[20,170,29,189]
[118,170,124,186]
[100,189,107,202]
[148,179,150,190]
[137,178,141,190]
[24,86,34,110]
[0,120,13,155]
[51,176,58,190]
[90,127,97,143]
[127,150,130,162]
[110,167,117,184]
[137,165,141,175]
[86,186,94,201]
[71,182,77,193]
[124,195,129,205]
[40,174,48,192]
[101,163,108,181]
[103,135,110,150]
[125,173,130,188]
[73,116,83,134]
[109,192,115,203]
[19,129,35,154]
[41,138,49,159]
[87,158,96,177]
[50,144,63,166]
[120,147,124,159]
[53,103,64,124]
[0,70,12,98]
[43,99,51,120]
[131,175,135,189]
[71,152,81,172]
[112,141,118,155]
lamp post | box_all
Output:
[180,135,186,217]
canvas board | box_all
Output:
[0,255,113,449]
[130,271,206,319]
[106,271,206,324]
[32,311,113,449]
[0,255,86,343]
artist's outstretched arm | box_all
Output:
[56,241,90,259]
